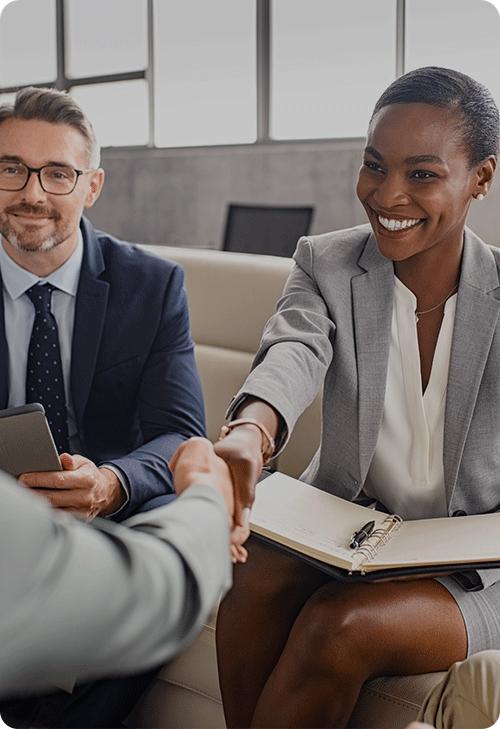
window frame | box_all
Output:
[0,0,415,150]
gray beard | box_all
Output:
[3,230,61,252]
[0,203,64,253]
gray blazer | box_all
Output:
[0,473,231,698]
[232,224,500,591]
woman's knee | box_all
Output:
[286,587,375,683]
[285,580,467,682]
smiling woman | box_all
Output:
[212,67,500,729]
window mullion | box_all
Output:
[55,0,68,90]
[256,0,270,142]
[146,0,155,148]
[395,0,405,77]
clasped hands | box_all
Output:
[170,433,264,564]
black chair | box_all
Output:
[222,203,314,257]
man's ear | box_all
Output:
[84,168,105,209]
[474,155,496,199]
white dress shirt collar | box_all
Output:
[0,229,84,299]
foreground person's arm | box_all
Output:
[0,438,232,698]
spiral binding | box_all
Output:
[350,514,403,574]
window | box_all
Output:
[405,0,500,112]
[71,79,149,147]
[0,0,499,149]
[271,0,397,140]
[0,0,56,88]
[153,0,257,147]
[65,0,148,79]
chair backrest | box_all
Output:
[222,203,314,257]
[137,244,322,479]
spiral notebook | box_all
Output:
[250,472,500,581]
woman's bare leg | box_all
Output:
[250,578,467,728]
[216,537,331,728]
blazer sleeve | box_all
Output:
[227,236,336,453]
[0,471,231,698]
[104,263,206,518]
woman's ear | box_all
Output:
[474,155,496,200]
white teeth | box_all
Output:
[378,216,421,231]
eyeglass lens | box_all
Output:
[0,162,78,194]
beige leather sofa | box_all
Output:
[125,245,445,729]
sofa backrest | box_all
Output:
[138,244,321,478]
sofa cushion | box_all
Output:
[195,344,255,442]
[126,609,446,729]
[138,245,293,352]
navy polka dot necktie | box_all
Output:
[25,283,70,455]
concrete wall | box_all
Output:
[86,140,500,249]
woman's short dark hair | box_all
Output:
[371,66,500,166]
[0,86,100,167]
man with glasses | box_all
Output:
[0,86,206,728]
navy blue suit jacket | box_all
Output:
[0,217,206,520]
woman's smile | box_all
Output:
[377,214,423,231]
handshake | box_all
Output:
[170,437,251,564]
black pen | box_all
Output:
[349,520,375,549]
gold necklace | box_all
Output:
[415,284,458,323]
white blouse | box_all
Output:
[365,276,457,520]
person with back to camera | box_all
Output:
[213,66,500,728]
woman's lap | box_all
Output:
[217,538,500,727]
[224,547,468,727]
[221,538,470,671]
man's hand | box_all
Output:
[18,454,126,521]
[169,437,250,563]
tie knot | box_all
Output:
[26,283,55,311]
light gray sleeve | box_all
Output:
[0,474,232,698]
[227,237,335,452]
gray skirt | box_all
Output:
[438,575,500,656]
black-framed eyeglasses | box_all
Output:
[0,161,95,195]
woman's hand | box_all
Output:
[215,399,281,561]
[214,423,264,533]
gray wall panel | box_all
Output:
[87,141,500,250]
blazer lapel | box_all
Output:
[352,234,394,480]
[444,229,500,503]
[71,218,109,430]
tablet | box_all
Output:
[0,403,62,476]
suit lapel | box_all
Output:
[71,219,109,429]
[352,234,394,479]
[444,229,500,503]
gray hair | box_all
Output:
[0,86,100,168]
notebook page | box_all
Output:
[250,472,389,570]
[368,512,500,570]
